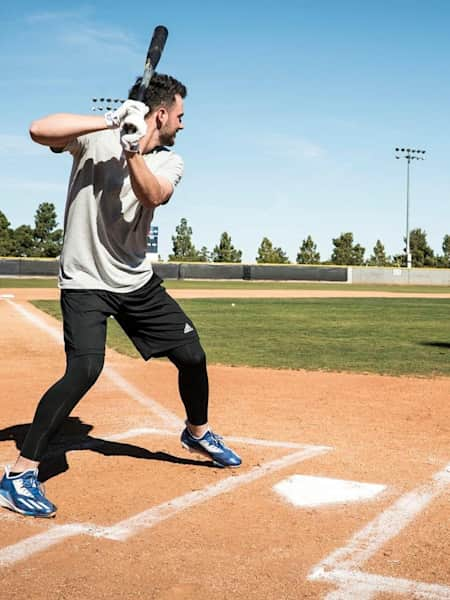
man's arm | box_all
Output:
[29,101,146,148]
[29,114,109,148]
[125,153,173,208]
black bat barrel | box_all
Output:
[130,26,168,102]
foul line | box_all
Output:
[101,368,182,430]
[308,462,450,599]
[6,300,183,430]
[0,444,331,566]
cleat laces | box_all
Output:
[22,472,45,498]
[209,432,225,448]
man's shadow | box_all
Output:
[0,417,214,482]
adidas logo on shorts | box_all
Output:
[184,323,194,334]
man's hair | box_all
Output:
[129,73,187,113]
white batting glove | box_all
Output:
[104,100,149,129]
[120,114,147,153]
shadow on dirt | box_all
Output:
[0,417,215,482]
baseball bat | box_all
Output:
[130,25,169,101]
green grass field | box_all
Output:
[2,276,450,294]
[31,298,450,377]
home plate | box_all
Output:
[0,294,15,299]
[273,475,386,507]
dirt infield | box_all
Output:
[0,288,449,599]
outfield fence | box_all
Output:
[0,258,449,285]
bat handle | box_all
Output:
[122,122,137,134]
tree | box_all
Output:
[198,246,211,262]
[296,235,320,264]
[212,232,242,263]
[443,234,450,257]
[408,228,435,267]
[169,217,204,262]
[256,237,289,264]
[437,234,450,267]
[32,202,63,257]
[369,239,390,266]
[12,225,35,257]
[331,232,365,265]
[0,211,14,256]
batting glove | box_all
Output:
[104,100,149,129]
[120,114,147,153]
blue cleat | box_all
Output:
[181,426,242,468]
[0,468,57,518]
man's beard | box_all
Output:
[159,128,177,147]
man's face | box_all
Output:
[159,94,184,146]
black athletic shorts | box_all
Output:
[61,275,199,360]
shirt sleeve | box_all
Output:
[148,150,184,189]
[50,134,90,156]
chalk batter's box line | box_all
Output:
[0,427,311,477]
[105,427,309,449]
[308,461,450,599]
[0,443,331,567]
[312,568,450,600]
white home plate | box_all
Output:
[0,294,15,299]
[274,475,386,507]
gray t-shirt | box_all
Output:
[57,129,183,292]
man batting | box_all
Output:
[0,73,241,518]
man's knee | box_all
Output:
[66,354,105,388]
[168,341,206,370]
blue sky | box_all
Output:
[1,1,449,262]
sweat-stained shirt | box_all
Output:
[55,129,183,292]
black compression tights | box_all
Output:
[166,341,208,427]
[20,340,208,462]
[20,354,105,461]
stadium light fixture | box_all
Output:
[394,147,426,269]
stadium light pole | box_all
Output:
[395,147,426,269]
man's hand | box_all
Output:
[104,100,149,129]
[120,114,147,153]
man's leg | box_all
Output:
[167,340,209,436]
[0,354,105,518]
[14,353,105,470]
[0,289,111,517]
[116,278,241,468]
[167,341,241,468]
